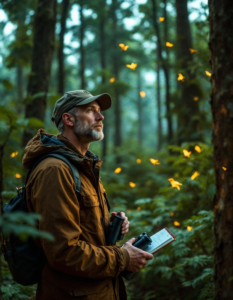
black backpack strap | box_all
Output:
[26,153,81,197]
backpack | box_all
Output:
[1,153,81,286]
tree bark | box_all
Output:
[99,0,108,159]
[111,0,122,150]
[16,65,23,103]
[208,1,233,299]
[22,0,57,146]
[137,71,143,145]
[163,0,172,143]
[58,0,70,95]
[79,0,85,89]
[175,0,200,143]
[156,61,162,151]
[151,0,172,144]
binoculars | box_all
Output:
[122,232,152,280]
[107,215,125,245]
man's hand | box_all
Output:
[122,238,153,272]
[111,211,129,234]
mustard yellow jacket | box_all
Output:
[23,129,129,300]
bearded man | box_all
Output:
[23,90,153,300]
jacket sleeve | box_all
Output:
[28,160,130,279]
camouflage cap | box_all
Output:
[52,90,111,127]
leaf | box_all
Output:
[1,79,14,90]
[28,117,44,129]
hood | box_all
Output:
[22,129,100,170]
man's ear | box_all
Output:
[62,113,75,128]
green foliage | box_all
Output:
[102,142,214,300]
[1,211,54,241]
[1,271,36,300]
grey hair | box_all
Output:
[57,107,78,134]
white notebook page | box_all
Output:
[145,228,174,253]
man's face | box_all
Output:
[73,101,104,142]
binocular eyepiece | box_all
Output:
[107,215,125,245]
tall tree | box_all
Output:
[175,0,200,143]
[208,1,233,299]
[111,0,122,151]
[99,0,108,158]
[22,0,57,146]
[156,62,162,150]
[58,0,70,95]
[137,71,143,145]
[151,0,172,144]
[79,0,85,89]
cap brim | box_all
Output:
[75,93,111,111]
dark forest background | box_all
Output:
[1,0,232,299]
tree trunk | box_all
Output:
[208,1,233,299]
[58,0,70,95]
[16,64,24,115]
[163,0,172,143]
[99,0,108,159]
[112,0,122,150]
[79,0,85,89]
[156,61,162,151]
[175,0,200,143]
[16,65,23,103]
[151,0,172,144]
[22,0,57,146]
[137,71,143,145]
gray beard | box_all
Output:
[73,117,104,142]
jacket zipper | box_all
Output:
[89,162,117,300]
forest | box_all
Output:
[0,0,233,299]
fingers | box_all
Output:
[115,211,130,234]
[143,251,153,260]
[125,237,135,245]
[121,218,129,234]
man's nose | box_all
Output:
[96,112,104,121]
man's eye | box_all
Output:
[87,109,93,112]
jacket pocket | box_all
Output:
[79,194,102,233]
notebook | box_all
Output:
[145,227,176,254]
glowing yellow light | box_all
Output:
[15,174,21,178]
[170,212,174,216]
[159,17,164,22]
[205,71,212,77]
[126,63,137,70]
[174,221,180,226]
[193,97,199,101]
[195,145,202,153]
[168,178,182,190]
[137,206,141,210]
[136,159,141,163]
[177,73,185,82]
[140,91,146,97]
[183,149,191,158]
[11,153,16,157]
[149,158,160,165]
[110,77,115,83]
[189,48,197,54]
[119,43,129,51]
[166,42,173,48]
[187,226,193,231]
[114,167,121,174]
[15,152,18,155]
[191,171,200,180]
[127,209,131,213]
[129,182,136,188]
[222,167,227,171]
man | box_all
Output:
[23,90,153,300]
